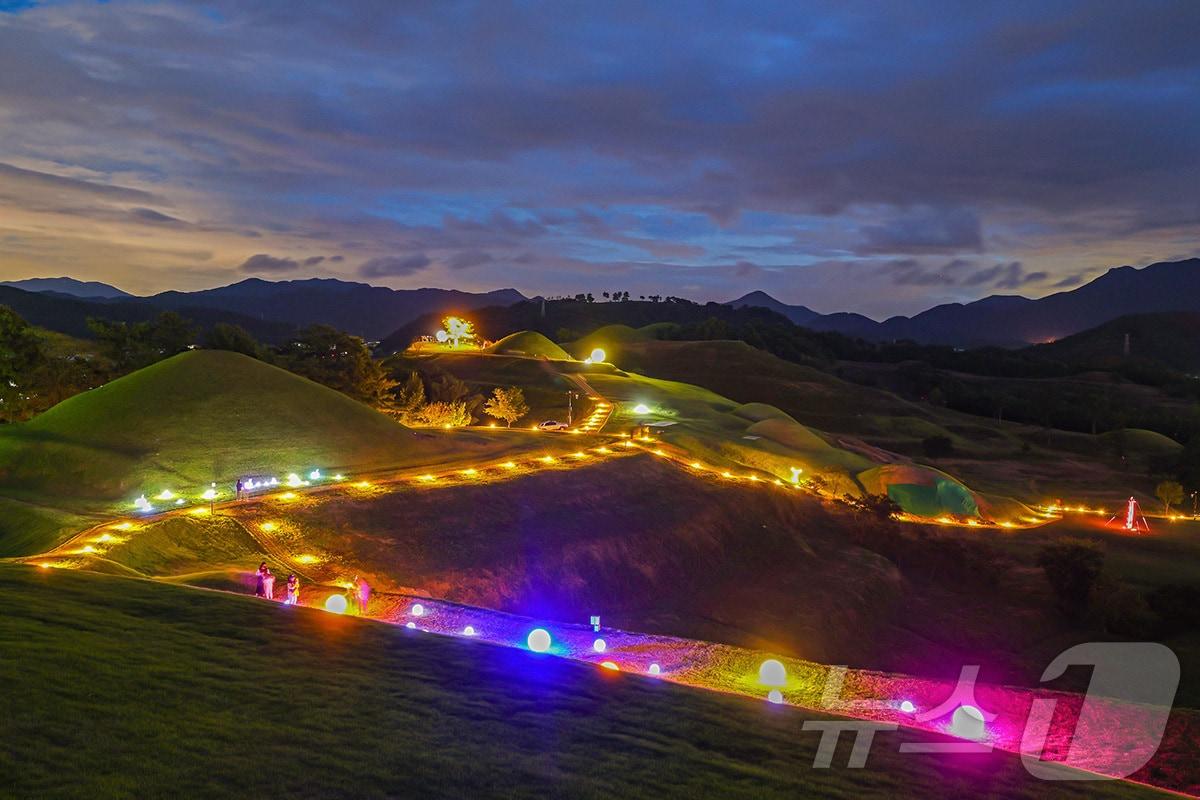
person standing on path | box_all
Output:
[262,566,275,601]
[355,575,370,615]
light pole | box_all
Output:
[567,390,578,425]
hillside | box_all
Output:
[733,258,1200,347]
[378,298,789,354]
[2,565,1164,800]
[148,278,526,341]
[1029,311,1200,372]
[0,351,448,507]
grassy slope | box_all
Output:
[0,564,1167,800]
[614,339,1170,506]
[0,350,539,555]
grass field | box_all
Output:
[0,564,1172,799]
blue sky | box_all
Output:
[0,0,1197,317]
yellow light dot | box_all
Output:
[572,451,587,459]
[97,533,112,542]
[295,554,321,564]
[113,522,133,531]
[260,522,277,532]
[81,545,96,553]
[462,468,478,476]
[722,471,733,478]
[354,481,371,489]
[418,474,436,482]
[540,455,555,463]
[596,447,611,454]
[280,491,297,500]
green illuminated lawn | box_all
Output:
[0,565,1169,799]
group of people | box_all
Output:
[255,561,300,605]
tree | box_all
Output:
[88,312,197,369]
[0,306,47,422]
[1037,539,1104,620]
[392,371,426,421]
[1156,480,1184,515]
[483,386,529,428]
[437,316,476,348]
[279,325,396,407]
[415,400,471,427]
[205,323,261,357]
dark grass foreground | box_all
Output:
[0,565,1170,799]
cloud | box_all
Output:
[860,207,983,254]
[965,261,1047,290]
[359,254,431,278]
[0,2,1197,309]
[238,253,300,273]
[447,250,493,270]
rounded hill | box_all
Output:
[0,350,439,502]
[485,330,572,360]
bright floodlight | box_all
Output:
[324,594,348,614]
[527,628,552,653]
[463,625,476,636]
[592,638,607,653]
[411,603,425,617]
[590,348,606,363]
[899,700,916,714]
[950,705,986,740]
[648,663,661,675]
[767,689,783,704]
[758,659,787,686]
[633,403,651,415]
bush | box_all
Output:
[1037,539,1104,620]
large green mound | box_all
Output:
[485,330,572,360]
[0,350,438,504]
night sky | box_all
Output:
[0,1,1197,317]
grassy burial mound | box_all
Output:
[0,351,443,503]
[484,330,572,360]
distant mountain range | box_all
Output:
[1,277,526,342]
[141,279,525,341]
[730,258,1200,346]
[0,276,132,299]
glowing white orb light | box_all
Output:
[435,329,449,343]
[309,469,321,480]
[133,495,153,512]
[201,488,217,501]
[758,659,787,687]
[899,700,916,714]
[592,638,607,653]
[405,621,416,629]
[590,348,606,363]
[767,689,784,704]
[950,705,986,740]
[411,603,425,617]
[175,498,184,505]
[156,489,175,501]
[633,403,651,415]
[324,594,348,614]
[648,663,661,676]
[527,628,552,653]
[286,473,303,488]
[462,625,476,636]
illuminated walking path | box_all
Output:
[328,589,1195,796]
